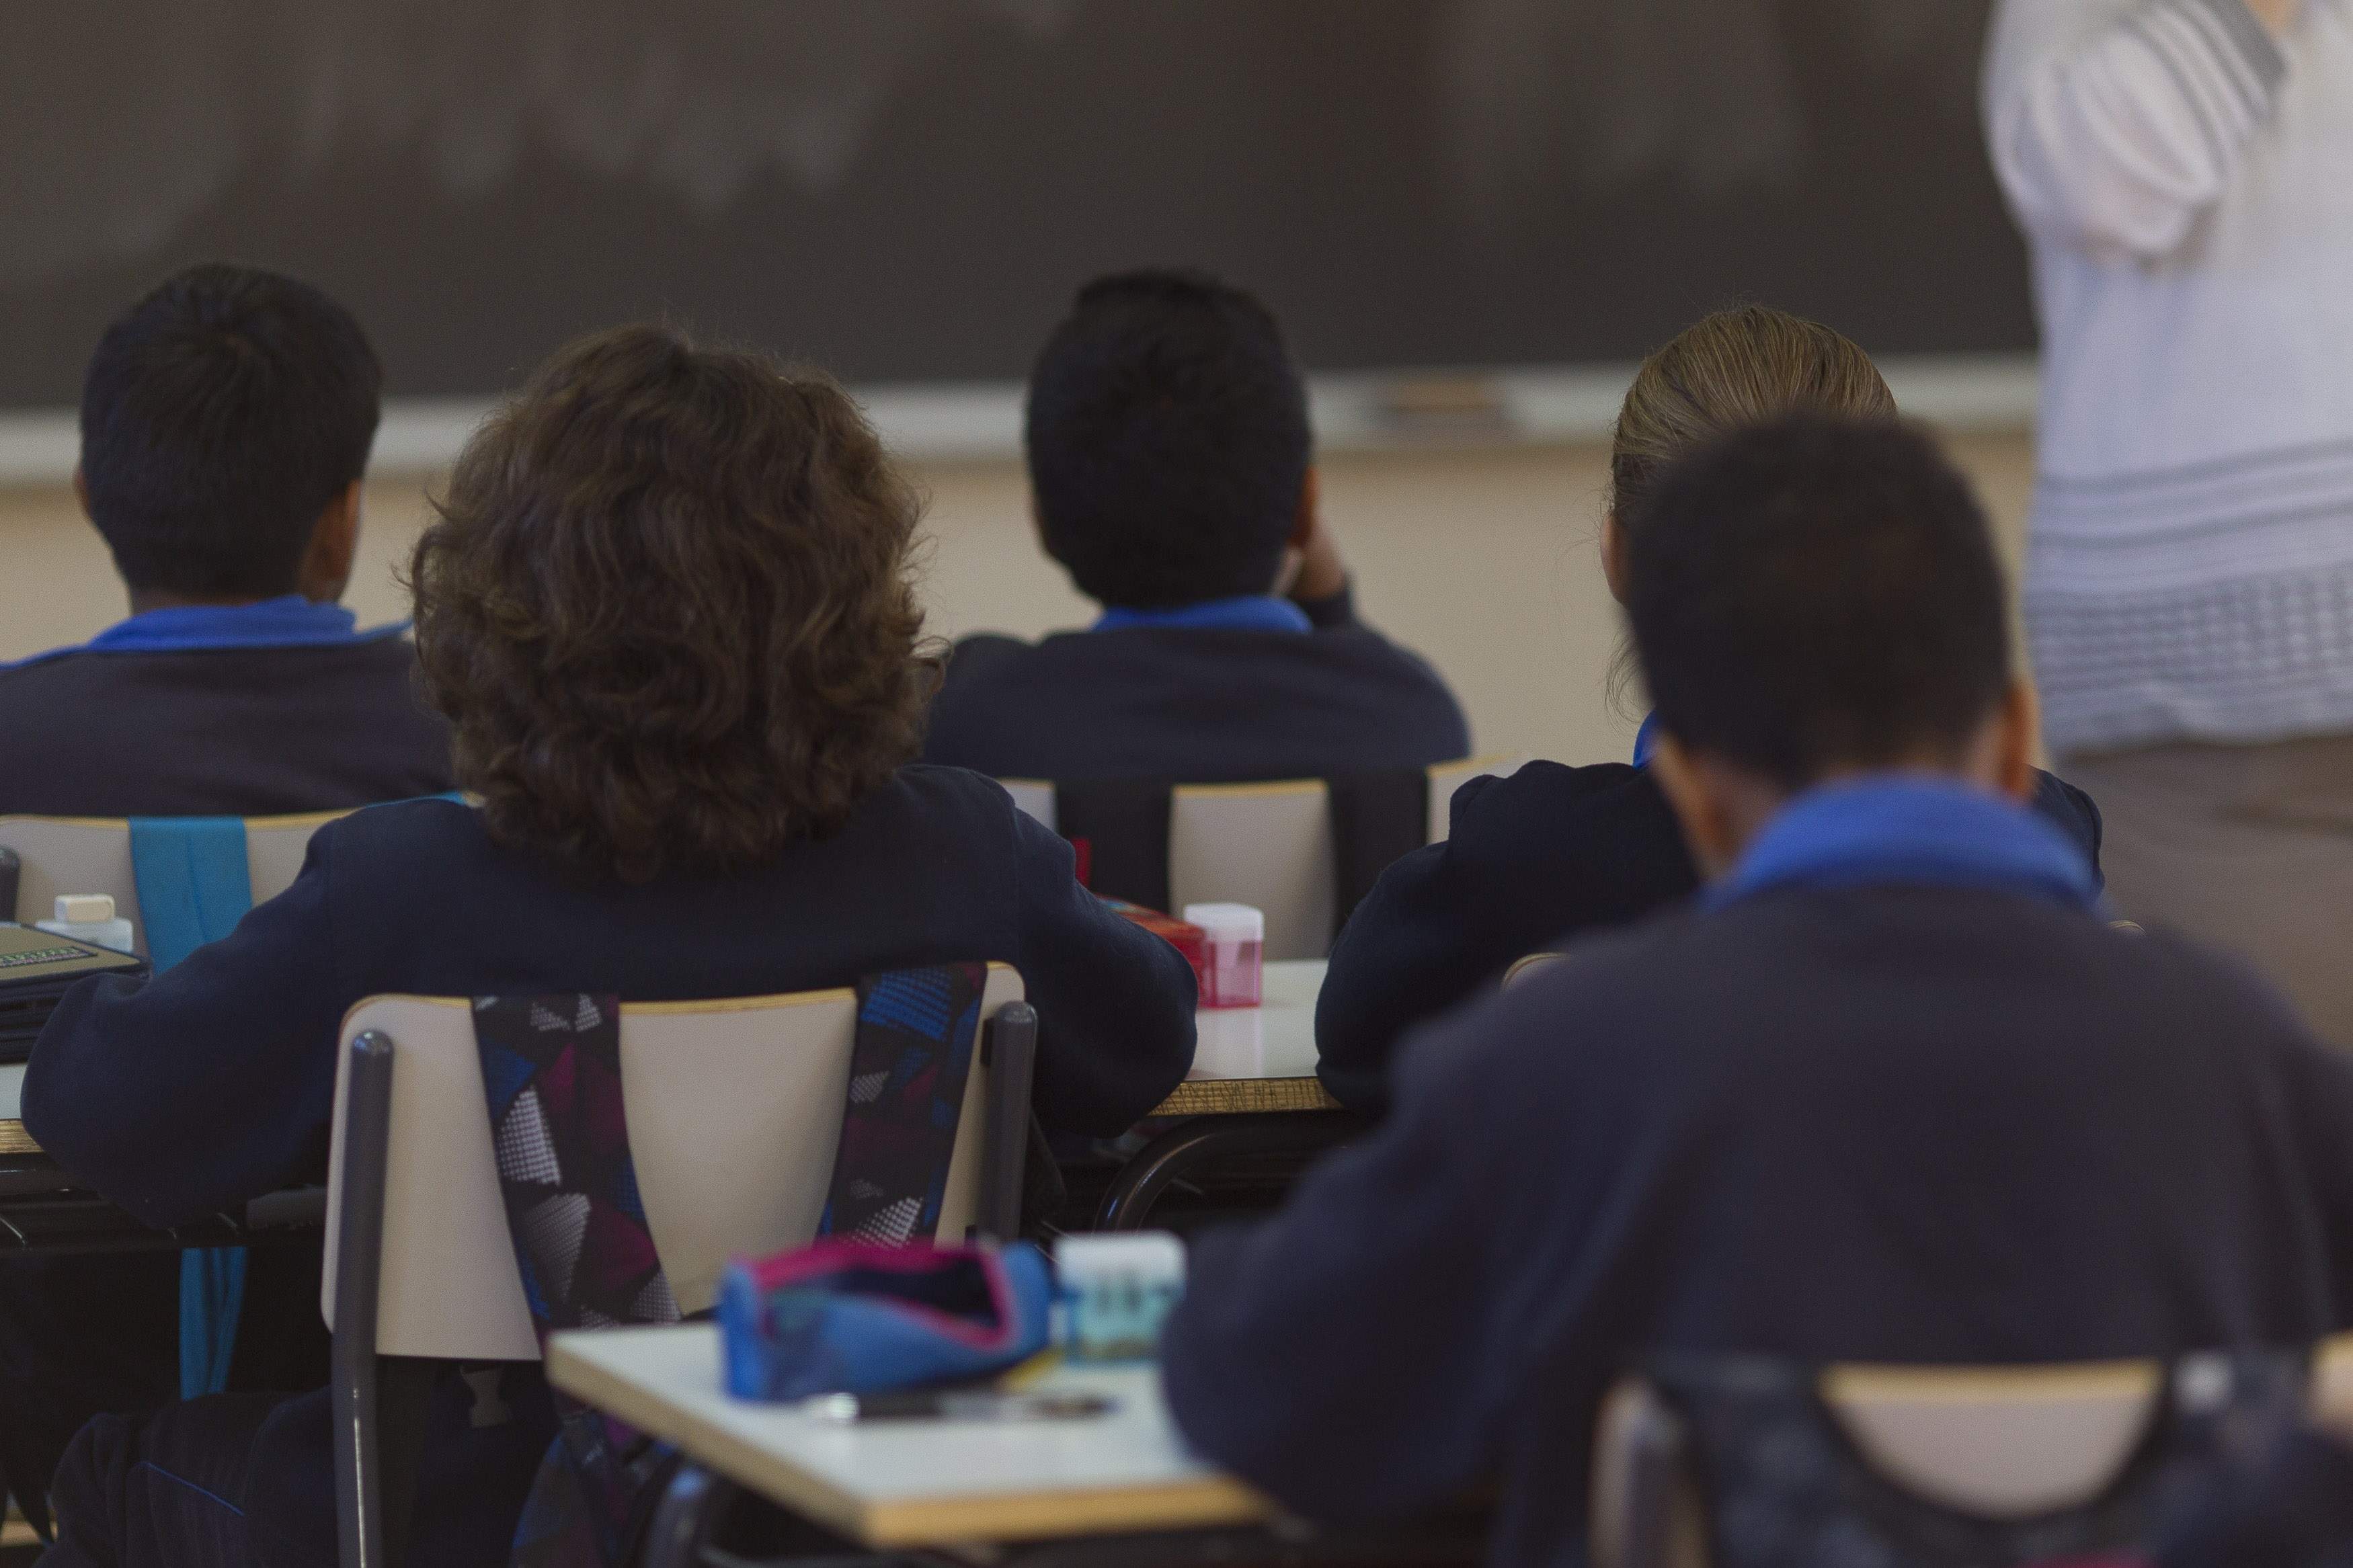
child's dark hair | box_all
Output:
[79,263,383,598]
[1625,416,2013,789]
[1025,267,1310,610]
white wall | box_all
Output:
[0,430,2039,767]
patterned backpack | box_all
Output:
[473,964,991,1567]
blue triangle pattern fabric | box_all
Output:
[820,964,988,1245]
[471,993,680,1568]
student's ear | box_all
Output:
[295,479,364,604]
[1649,735,1745,880]
[1287,467,1321,552]
[1601,511,1630,606]
[1991,677,2039,803]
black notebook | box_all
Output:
[0,923,148,1065]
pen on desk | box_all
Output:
[811,1390,1115,1423]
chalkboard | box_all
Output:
[0,0,2030,408]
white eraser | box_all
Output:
[55,895,115,923]
[1054,1231,1187,1282]
[1181,903,1263,942]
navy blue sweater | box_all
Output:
[24,768,1196,1566]
[0,638,453,818]
[1166,886,2353,1568]
[921,588,1470,783]
[1316,762,2106,1111]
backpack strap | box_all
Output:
[1051,779,1173,909]
[820,964,991,1244]
[474,993,685,1568]
[128,815,257,1401]
[1325,767,1431,944]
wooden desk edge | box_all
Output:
[1149,1077,1341,1118]
[0,1122,38,1158]
[545,1337,1275,1548]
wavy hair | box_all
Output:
[410,323,932,882]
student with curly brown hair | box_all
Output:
[21,323,1198,1568]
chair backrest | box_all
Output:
[1004,757,1521,962]
[1503,950,1566,989]
[1591,1336,2353,1568]
[0,811,342,959]
[321,964,1029,1362]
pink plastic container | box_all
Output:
[1182,903,1264,1009]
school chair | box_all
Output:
[1589,1335,2353,1568]
[1004,757,1519,960]
[0,810,342,960]
[323,968,1039,1568]
[0,810,350,1403]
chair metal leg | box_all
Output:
[643,1462,728,1568]
[978,1002,1039,1243]
[1094,1111,1371,1231]
[332,1031,397,1568]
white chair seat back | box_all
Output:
[323,965,1025,1362]
[998,759,1523,964]
[1818,1362,2159,1518]
[1169,782,1334,962]
[0,812,344,958]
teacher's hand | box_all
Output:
[2243,0,2300,36]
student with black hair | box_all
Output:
[1314,306,2104,1112]
[1163,418,2353,1568]
[0,263,450,813]
[921,268,1468,783]
[0,264,450,1530]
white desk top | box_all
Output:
[547,1324,1271,1547]
[1186,960,1322,1084]
[1152,959,1337,1116]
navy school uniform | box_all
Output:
[1314,749,2106,1112]
[0,597,454,1533]
[23,770,1197,1567]
[0,596,453,817]
[920,584,1472,783]
[1165,778,2353,1568]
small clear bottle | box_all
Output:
[1181,902,1264,1009]
[36,895,136,954]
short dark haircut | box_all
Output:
[79,263,383,598]
[411,323,931,883]
[1624,417,2013,790]
[1025,268,1311,609]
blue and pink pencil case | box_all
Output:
[718,1239,1053,1401]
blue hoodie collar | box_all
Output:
[1093,595,1313,635]
[1706,776,2104,913]
[7,596,403,670]
[1632,712,1661,768]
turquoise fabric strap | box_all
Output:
[128,816,257,1401]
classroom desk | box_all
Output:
[1146,960,1339,1117]
[0,1060,324,1251]
[1102,961,1367,1230]
[0,1062,29,1157]
[548,1323,1274,1550]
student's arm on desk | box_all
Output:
[1008,802,1198,1137]
[1161,1035,1502,1520]
[22,839,347,1227]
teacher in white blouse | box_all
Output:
[1986,0,2353,1040]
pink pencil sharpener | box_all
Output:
[1181,903,1264,1009]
